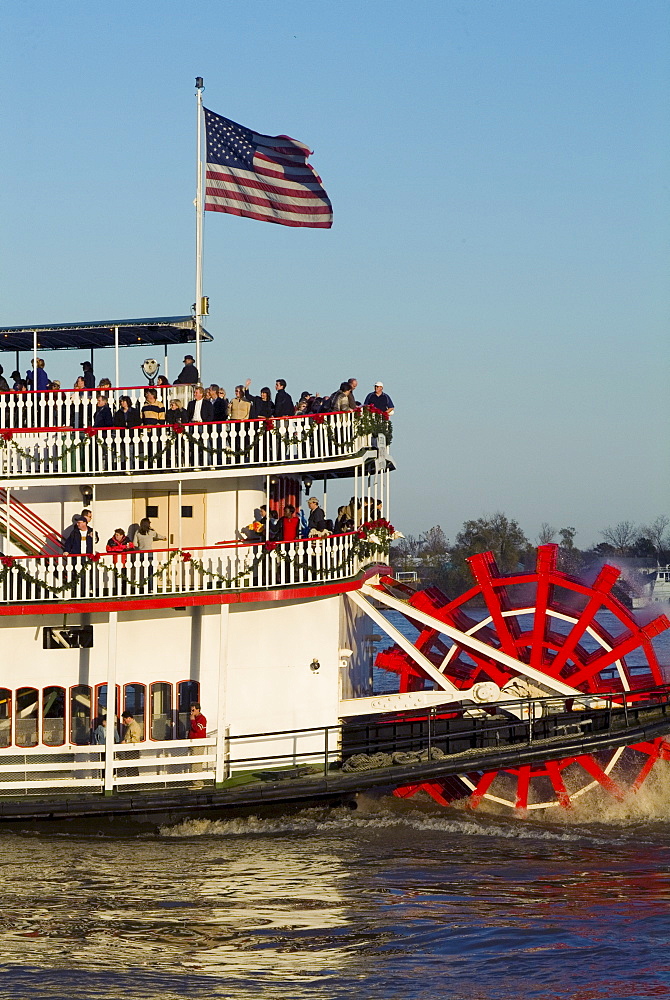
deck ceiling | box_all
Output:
[0,316,213,352]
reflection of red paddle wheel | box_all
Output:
[371,544,670,810]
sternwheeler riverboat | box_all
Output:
[0,315,668,823]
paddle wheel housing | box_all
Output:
[372,545,670,810]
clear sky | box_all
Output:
[1,0,668,549]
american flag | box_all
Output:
[204,108,333,228]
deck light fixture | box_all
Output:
[310,658,320,673]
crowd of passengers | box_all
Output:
[62,495,384,556]
[0,355,395,428]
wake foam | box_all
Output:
[159,798,598,843]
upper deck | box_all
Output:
[0,389,389,483]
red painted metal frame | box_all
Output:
[378,545,670,810]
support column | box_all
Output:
[114,326,120,390]
[215,603,230,785]
[104,611,118,793]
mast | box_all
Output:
[194,76,205,377]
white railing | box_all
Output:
[0,727,340,796]
[0,533,365,604]
[0,411,367,478]
[0,384,196,430]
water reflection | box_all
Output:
[0,797,669,999]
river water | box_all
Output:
[1,607,668,999]
[1,780,670,1000]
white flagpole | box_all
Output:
[194,77,205,378]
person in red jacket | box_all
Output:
[280,504,300,541]
[189,702,207,787]
[189,703,207,738]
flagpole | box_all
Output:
[194,76,205,378]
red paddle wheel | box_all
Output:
[372,545,670,810]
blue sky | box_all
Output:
[1,0,668,548]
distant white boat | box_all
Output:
[633,566,670,608]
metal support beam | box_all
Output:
[104,611,118,793]
[215,604,230,784]
[347,590,459,693]
[360,583,580,697]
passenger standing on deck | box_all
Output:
[120,711,141,777]
[229,384,252,420]
[185,385,214,422]
[273,379,294,418]
[174,355,199,385]
[81,361,95,390]
[307,497,326,534]
[63,516,94,555]
[348,378,361,406]
[134,518,166,550]
[26,358,50,392]
[280,504,300,541]
[141,389,165,425]
[114,395,140,428]
[189,703,207,787]
[93,394,114,428]
[363,382,394,416]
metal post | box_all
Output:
[323,478,327,517]
[104,611,118,793]
[4,487,9,554]
[194,78,205,377]
[32,330,37,427]
[114,326,120,390]
[163,343,169,382]
[324,726,329,781]
[215,604,230,785]
[178,480,183,549]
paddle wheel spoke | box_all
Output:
[544,760,572,809]
[371,544,670,812]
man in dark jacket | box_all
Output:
[174,355,200,385]
[307,497,327,533]
[114,396,141,428]
[207,385,228,421]
[64,516,94,555]
[274,379,294,417]
[93,394,114,428]
[81,361,95,389]
[186,385,214,422]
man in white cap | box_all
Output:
[363,382,394,415]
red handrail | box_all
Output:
[4,531,358,561]
[0,410,356,434]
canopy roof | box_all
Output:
[0,316,213,352]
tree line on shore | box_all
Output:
[390,513,670,595]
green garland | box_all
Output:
[0,409,392,465]
[0,522,394,598]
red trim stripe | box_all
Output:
[0,566,390,617]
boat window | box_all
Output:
[95,684,120,730]
[70,685,92,745]
[150,683,173,741]
[123,684,146,740]
[15,687,39,748]
[0,689,11,748]
[42,686,66,747]
[177,680,199,739]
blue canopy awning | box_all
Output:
[0,316,213,352]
